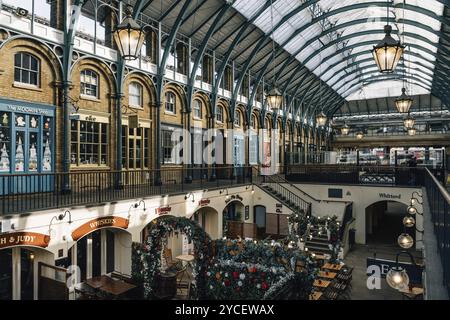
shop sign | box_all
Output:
[245,205,250,220]
[71,216,129,241]
[156,206,172,215]
[225,194,243,203]
[379,193,401,199]
[6,104,53,116]
[199,199,210,207]
[0,232,50,249]
[366,257,423,284]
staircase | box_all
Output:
[258,176,312,215]
[304,225,333,256]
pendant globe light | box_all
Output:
[316,111,327,127]
[396,87,413,113]
[113,4,146,61]
[372,0,405,73]
[386,266,409,290]
[398,233,414,249]
[403,215,415,228]
[265,0,283,114]
[403,114,415,129]
[341,124,350,135]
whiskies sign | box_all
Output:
[71,216,129,241]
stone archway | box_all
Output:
[191,206,219,240]
[133,216,212,299]
[365,200,408,246]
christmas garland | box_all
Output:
[133,216,213,299]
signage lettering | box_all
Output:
[0,232,50,249]
[156,206,172,215]
[199,199,210,206]
[225,194,244,203]
[366,257,423,284]
[71,216,129,241]
[379,193,401,199]
[7,104,52,116]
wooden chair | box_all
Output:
[175,267,191,297]
[163,248,177,269]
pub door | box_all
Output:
[0,247,46,300]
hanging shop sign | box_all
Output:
[366,257,423,285]
[199,199,210,207]
[71,216,129,241]
[0,232,50,249]
[245,205,250,220]
[156,206,172,215]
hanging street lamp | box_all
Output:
[316,111,327,127]
[407,127,416,136]
[386,251,419,291]
[403,216,415,228]
[403,114,415,129]
[395,88,414,113]
[341,124,350,135]
[398,233,414,249]
[372,0,405,73]
[113,5,146,61]
[266,87,283,114]
[356,132,364,140]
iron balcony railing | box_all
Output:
[0,166,256,215]
[424,168,450,296]
[284,164,446,187]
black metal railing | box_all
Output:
[424,168,450,296]
[285,164,437,187]
[0,166,254,215]
[253,167,312,215]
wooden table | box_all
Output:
[318,271,337,279]
[322,263,343,271]
[399,287,424,299]
[176,254,194,262]
[313,279,331,288]
[85,275,136,297]
[309,291,323,300]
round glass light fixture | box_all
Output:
[341,124,350,135]
[407,205,417,215]
[395,88,414,113]
[113,6,146,61]
[407,127,416,136]
[386,266,410,290]
[398,233,414,249]
[411,197,421,206]
[403,216,415,228]
[403,115,415,129]
[356,132,364,140]
[266,87,283,114]
[316,111,327,127]
[372,25,405,73]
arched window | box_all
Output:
[129,82,143,108]
[193,100,202,119]
[165,92,176,114]
[14,52,40,86]
[234,110,241,127]
[80,69,99,98]
[216,106,224,123]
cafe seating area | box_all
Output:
[310,262,353,301]
[74,273,140,300]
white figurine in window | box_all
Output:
[30,117,37,128]
[16,116,25,127]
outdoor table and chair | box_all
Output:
[75,275,137,300]
[399,286,424,300]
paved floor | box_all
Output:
[345,244,423,300]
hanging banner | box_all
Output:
[0,232,50,249]
[71,216,129,241]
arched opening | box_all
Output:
[253,205,267,239]
[0,246,53,300]
[191,206,219,240]
[68,227,132,283]
[365,201,411,246]
[223,200,245,239]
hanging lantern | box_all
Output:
[356,132,364,140]
[397,233,414,249]
[407,205,417,215]
[403,115,415,129]
[266,87,283,114]
[113,6,146,61]
[341,124,350,135]
[407,127,416,136]
[372,25,405,73]
[395,88,414,113]
[316,111,327,127]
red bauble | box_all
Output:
[224,280,230,287]
[262,282,268,290]
[233,271,239,279]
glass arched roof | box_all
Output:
[232,0,446,100]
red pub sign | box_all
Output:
[198,199,210,206]
[156,206,171,215]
